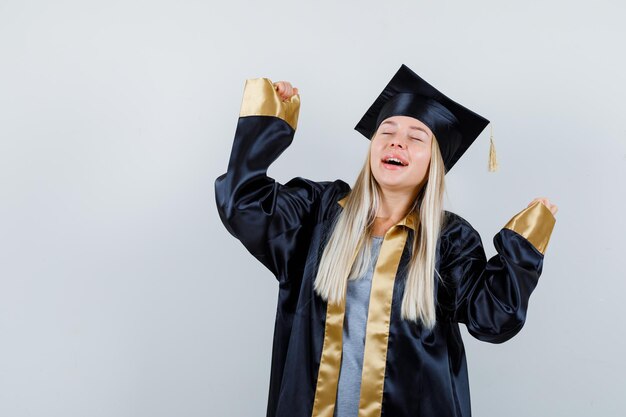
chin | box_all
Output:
[373,173,406,189]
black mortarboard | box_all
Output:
[354,64,495,173]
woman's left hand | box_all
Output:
[529,197,558,216]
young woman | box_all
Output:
[215,64,557,417]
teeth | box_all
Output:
[385,157,405,166]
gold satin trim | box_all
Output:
[311,291,347,417]
[312,229,363,417]
[357,225,408,417]
[239,78,300,130]
[337,196,417,231]
[503,200,556,255]
[311,196,411,417]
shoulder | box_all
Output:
[440,210,484,258]
[320,179,351,215]
[281,177,351,218]
[281,177,349,198]
[441,210,479,238]
[326,179,351,203]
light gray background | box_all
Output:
[1,0,624,416]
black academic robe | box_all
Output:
[214,78,556,417]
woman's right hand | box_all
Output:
[529,197,558,217]
[273,81,299,101]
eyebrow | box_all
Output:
[380,120,430,135]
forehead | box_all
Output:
[379,115,432,135]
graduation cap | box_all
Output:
[354,64,497,173]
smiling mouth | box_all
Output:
[382,157,408,167]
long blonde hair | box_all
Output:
[313,134,446,330]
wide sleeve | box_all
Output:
[214,77,335,283]
[439,201,556,343]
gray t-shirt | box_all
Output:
[334,236,384,417]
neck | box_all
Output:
[376,187,419,222]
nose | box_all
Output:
[389,136,407,148]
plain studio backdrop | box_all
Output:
[0,0,624,416]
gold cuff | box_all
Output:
[503,200,556,255]
[238,78,300,130]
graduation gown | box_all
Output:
[214,78,556,417]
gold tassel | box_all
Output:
[488,124,498,172]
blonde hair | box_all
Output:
[313,133,446,330]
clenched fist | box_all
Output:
[530,197,558,216]
[273,81,299,101]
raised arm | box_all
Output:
[215,78,337,282]
[438,201,557,343]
